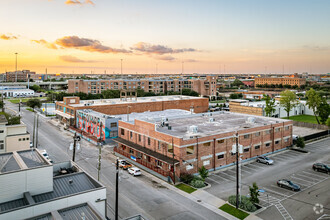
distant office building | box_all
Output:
[68,75,218,98]
[0,149,106,219]
[0,115,30,153]
[114,111,293,182]
[5,70,36,82]
[55,95,209,126]
[255,74,306,87]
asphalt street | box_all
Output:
[205,137,330,220]
[5,100,227,220]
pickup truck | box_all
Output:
[119,160,132,170]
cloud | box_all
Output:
[184,59,197,63]
[131,42,197,55]
[31,39,58,49]
[55,36,131,53]
[156,55,176,61]
[65,0,94,5]
[59,55,99,63]
[0,34,18,40]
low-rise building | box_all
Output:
[255,74,306,87]
[1,89,35,98]
[0,115,30,153]
[114,111,293,182]
[55,95,209,127]
[0,149,106,219]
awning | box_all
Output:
[114,137,179,165]
[55,110,74,119]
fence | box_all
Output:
[292,121,328,130]
[303,130,329,141]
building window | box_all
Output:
[244,134,250,139]
[138,134,141,142]
[19,138,21,141]
[121,129,125,135]
[168,144,173,153]
[255,132,260,137]
[275,140,280,144]
[265,130,271,134]
[157,160,163,167]
[244,148,250,153]
[130,131,133,139]
[265,143,271,147]
[285,126,290,130]
[110,122,117,128]
[27,137,29,140]
[158,141,161,150]
[255,145,260,150]
[0,140,3,150]
[129,148,134,154]
[186,146,194,155]
[203,142,211,147]
[0,130,3,133]
[218,139,224,144]
[231,152,236,156]
[217,154,224,159]
[275,128,280,132]
[148,138,151,145]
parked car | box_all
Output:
[313,163,330,174]
[128,167,141,176]
[292,135,299,141]
[40,150,49,160]
[119,160,132,170]
[30,142,33,148]
[277,179,300,191]
[256,156,274,165]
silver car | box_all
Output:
[256,156,274,165]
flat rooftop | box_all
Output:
[0,172,102,213]
[0,149,49,174]
[138,111,290,139]
[117,109,192,123]
[64,95,205,107]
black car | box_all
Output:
[277,179,300,191]
[313,163,330,174]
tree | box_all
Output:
[231,79,244,87]
[296,137,305,148]
[306,88,321,124]
[27,98,42,111]
[316,98,330,125]
[280,90,297,119]
[198,166,209,181]
[249,182,260,204]
[0,100,4,112]
[326,118,330,128]
[30,84,41,92]
[263,95,276,117]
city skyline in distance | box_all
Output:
[1,0,330,74]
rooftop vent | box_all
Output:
[69,179,73,185]
[246,117,256,124]
[209,118,215,122]
[168,126,172,130]
[188,125,198,134]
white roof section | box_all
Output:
[139,111,291,139]
[117,109,192,123]
[67,95,204,107]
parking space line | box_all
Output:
[207,176,222,184]
[225,169,236,175]
[289,177,312,187]
[240,168,252,174]
[241,165,257,172]
[301,171,328,179]
[273,154,294,159]
[211,174,230,182]
[246,163,266,169]
[294,173,322,182]
[263,187,292,197]
[218,172,236,180]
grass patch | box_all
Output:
[282,115,321,124]
[26,107,34,112]
[8,97,46,104]
[175,183,197,194]
[210,100,226,103]
[219,204,249,220]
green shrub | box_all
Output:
[180,173,194,184]
[296,137,305,148]
[198,166,209,181]
[190,179,205,188]
[228,195,257,212]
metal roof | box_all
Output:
[33,172,99,203]
[0,198,27,213]
[26,213,52,220]
[59,203,102,220]
[18,150,47,168]
[0,153,21,174]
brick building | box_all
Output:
[114,111,293,182]
[55,95,209,126]
[5,70,36,82]
[68,75,218,98]
[255,74,306,87]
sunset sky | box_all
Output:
[1,0,330,74]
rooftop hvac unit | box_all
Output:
[168,126,172,130]
[247,117,256,124]
[209,118,215,122]
[188,125,198,133]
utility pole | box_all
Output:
[33,111,36,148]
[235,131,239,209]
[172,138,175,184]
[18,99,21,115]
[72,132,79,162]
[97,122,103,181]
[115,157,119,220]
[36,114,39,148]
[15,52,18,83]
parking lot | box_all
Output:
[205,137,330,220]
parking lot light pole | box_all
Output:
[115,157,119,220]
[236,131,239,209]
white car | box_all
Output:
[128,167,141,176]
[40,150,49,160]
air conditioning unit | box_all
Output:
[209,118,215,122]
[188,125,198,133]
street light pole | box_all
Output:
[236,131,240,209]
[72,132,77,162]
[15,53,18,83]
[172,137,175,184]
[115,157,119,220]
